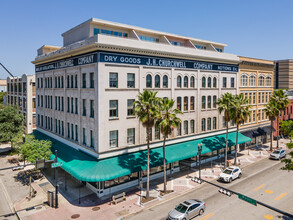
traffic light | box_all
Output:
[192,177,203,184]
[218,188,233,197]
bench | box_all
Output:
[112,192,126,205]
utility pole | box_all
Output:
[197,143,203,179]
[54,150,58,208]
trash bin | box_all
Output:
[47,190,55,207]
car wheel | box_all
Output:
[238,173,242,178]
[229,178,232,183]
[199,209,204,215]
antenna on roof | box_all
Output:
[0,63,14,77]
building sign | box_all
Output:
[99,52,238,72]
[35,53,98,72]
[35,51,238,72]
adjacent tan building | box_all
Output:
[238,56,274,147]
[274,59,293,89]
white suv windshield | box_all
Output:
[223,169,233,174]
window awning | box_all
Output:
[258,126,275,135]
[33,131,251,182]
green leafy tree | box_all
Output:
[0,92,6,105]
[280,120,293,140]
[0,105,24,149]
[281,144,293,171]
[271,90,289,148]
[18,135,52,164]
[264,101,280,151]
[217,93,235,168]
[134,90,160,199]
[156,98,182,194]
[231,94,252,165]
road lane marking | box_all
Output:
[199,213,214,220]
[265,190,273,194]
[275,193,288,200]
[254,184,266,191]
[264,214,274,219]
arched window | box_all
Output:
[184,76,188,88]
[249,76,256,87]
[241,75,248,87]
[177,97,181,110]
[207,118,211,130]
[190,76,195,88]
[259,76,265,86]
[202,96,206,109]
[213,117,217,129]
[184,96,188,111]
[266,77,271,86]
[213,95,217,108]
[190,120,195,133]
[155,75,160,88]
[208,77,212,88]
[202,77,206,88]
[213,77,217,88]
[163,75,168,88]
[146,74,152,88]
[190,96,195,110]
[201,118,206,131]
[184,120,188,135]
[177,76,182,88]
[208,96,211,108]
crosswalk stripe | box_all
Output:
[253,184,266,191]
[199,213,214,220]
[275,193,288,200]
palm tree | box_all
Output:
[156,98,182,194]
[217,93,234,168]
[134,90,160,199]
[271,90,289,148]
[231,93,252,165]
[264,100,280,151]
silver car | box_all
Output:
[168,199,205,220]
[270,149,286,160]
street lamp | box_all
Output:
[197,143,203,179]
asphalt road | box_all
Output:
[127,158,293,220]
[0,177,17,220]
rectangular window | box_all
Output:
[90,100,94,118]
[83,128,86,145]
[127,99,134,116]
[90,72,94,88]
[213,117,217,129]
[82,73,86,88]
[82,99,86,116]
[109,100,118,118]
[155,125,160,140]
[62,121,64,136]
[71,124,74,139]
[190,120,195,133]
[71,97,74,113]
[231,78,235,88]
[177,123,182,136]
[58,96,60,111]
[75,125,78,141]
[127,73,135,88]
[67,123,70,138]
[74,75,77,88]
[110,130,118,148]
[90,130,94,148]
[223,77,227,88]
[184,121,188,135]
[127,128,135,145]
[67,76,70,88]
[71,75,74,88]
[75,98,78,114]
[109,73,118,88]
[61,97,64,111]
[67,97,70,112]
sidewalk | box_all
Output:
[14,139,291,220]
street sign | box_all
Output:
[238,193,257,206]
[51,162,63,168]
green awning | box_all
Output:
[33,131,251,182]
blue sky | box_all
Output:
[0,0,292,79]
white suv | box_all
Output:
[219,166,242,183]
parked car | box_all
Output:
[219,166,242,183]
[270,149,286,160]
[168,199,205,220]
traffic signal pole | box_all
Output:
[194,178,293,218]
[54,150,58,208]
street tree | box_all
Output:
[281,143,293,171]
[280,120,293,140]
[156,98,182,194]
[134,90,160,199]
[217,93,235,168]
[0,105,25,149]
[264,100,280,151]
[231,93,252,165]
[18,135,52,164]
[271,90,289,148]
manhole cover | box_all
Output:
[71,214,80,219]
[92,207,100,211]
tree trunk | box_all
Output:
[277,116,280,148]
[225,123,229,168]
[146,127,150,200]
[234,124,239,165]
[270,120,273,151]
[163,136,167,194]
